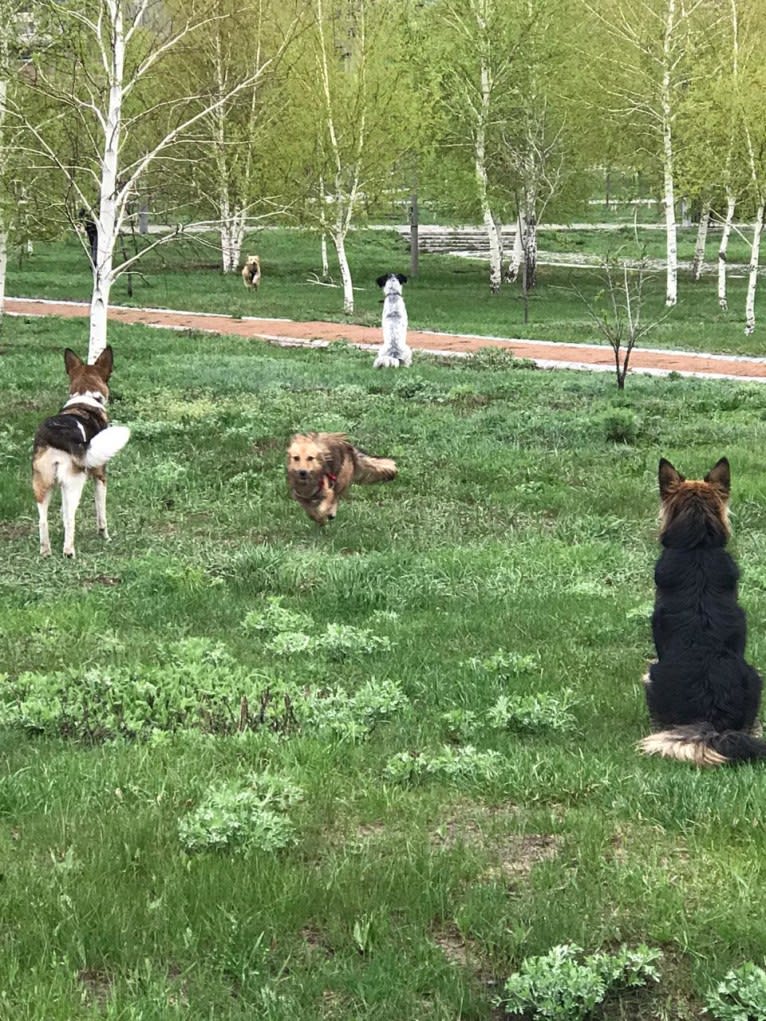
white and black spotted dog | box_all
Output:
[374,273,412,368]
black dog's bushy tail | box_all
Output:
[639,724,766,766]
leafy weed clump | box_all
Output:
[501,943,662,1020]
[441,690,578,742]
[0,637,406,741]
[385,745,505,787]
[178,773,303,853]
[243,597,393,659]
[487,689,579,734]
[704,961,766,1021]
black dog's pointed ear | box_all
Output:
[659,458,684,498]
[705,457,730,494]
[396,274,408,284]
[376,274,389,288]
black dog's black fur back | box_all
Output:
[641,458,766,765]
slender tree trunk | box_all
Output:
[661,0,678,307]
[220,191,235,272]
[480,199,503,293]
[521,189,538,289]
[332,228,354,314]
[691,199,710,281]
[474,111,501,291]
[410,189,419,279]
[474,14,501,293]
[221,213,247,273]
[744,201,764,335]
[0,73,6,318]
[320,233,329,279]
[0,215,7,319]
[718,192,736,310]
[89,2,125,363]
[506,212,523,282]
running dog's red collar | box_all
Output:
[308,470,337,501]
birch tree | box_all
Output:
[20,0,300,361]
[285,0,417,315]
[497,0,574,289]
[583,0,707,307]
[170,0,301,273]
[424,0,518,293]
[725,0,766,334]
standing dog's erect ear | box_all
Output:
[704,457,731,495]
[396,274,408,285]
[93,345,114,381]
[658,458,684,499]
[375,274,389,288]
[64,349,84,376]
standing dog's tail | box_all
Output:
[352,448,398,484]
[85,426,131,469]
[639,724,766,766]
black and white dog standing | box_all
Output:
[374,273,412,368]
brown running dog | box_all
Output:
[286,432,397,525]
[241,254,261,290]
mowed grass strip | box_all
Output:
[3,319,766,1018]
[6,223,763,356]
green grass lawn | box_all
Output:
[4,319,766,1018]
[6,223,766,357]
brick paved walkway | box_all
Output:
[8,296,766,383]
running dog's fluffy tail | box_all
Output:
[85,426,131,469]
[352,448,398,484]
[639,724,766,766]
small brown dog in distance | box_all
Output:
[287,433,397,525]
[241,254,261,290]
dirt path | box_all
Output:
[8,295,766,383]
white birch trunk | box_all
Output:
[718,193,736,310]
[506,214,523,282]
[0,55,8,317]
[220,201,247,273]
[321,233,329,279]
[522,207,538,289]
[89,0,125,363]
[691,200,710,281]
[316,0,364,314]
[0,216,7,318]
[480,198,502,293]
[332,228,354,314]
[744,202,764,335]
[661,0,678,307]
[474,33,501,293]
[212,32,257,275]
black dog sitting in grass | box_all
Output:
[639,457,766,766]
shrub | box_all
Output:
[465,347,536,371]
[179,773,303,853]
[301,679,408,741]
[242,597,314,635]
[704,961,766,1021]
[385,745,504,786]
[597,407,638,444]
[243,600,393,660]
[465,649,541,678]
[0,638,406,742]
[501,943,662,1020]
[488,690,578,734]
